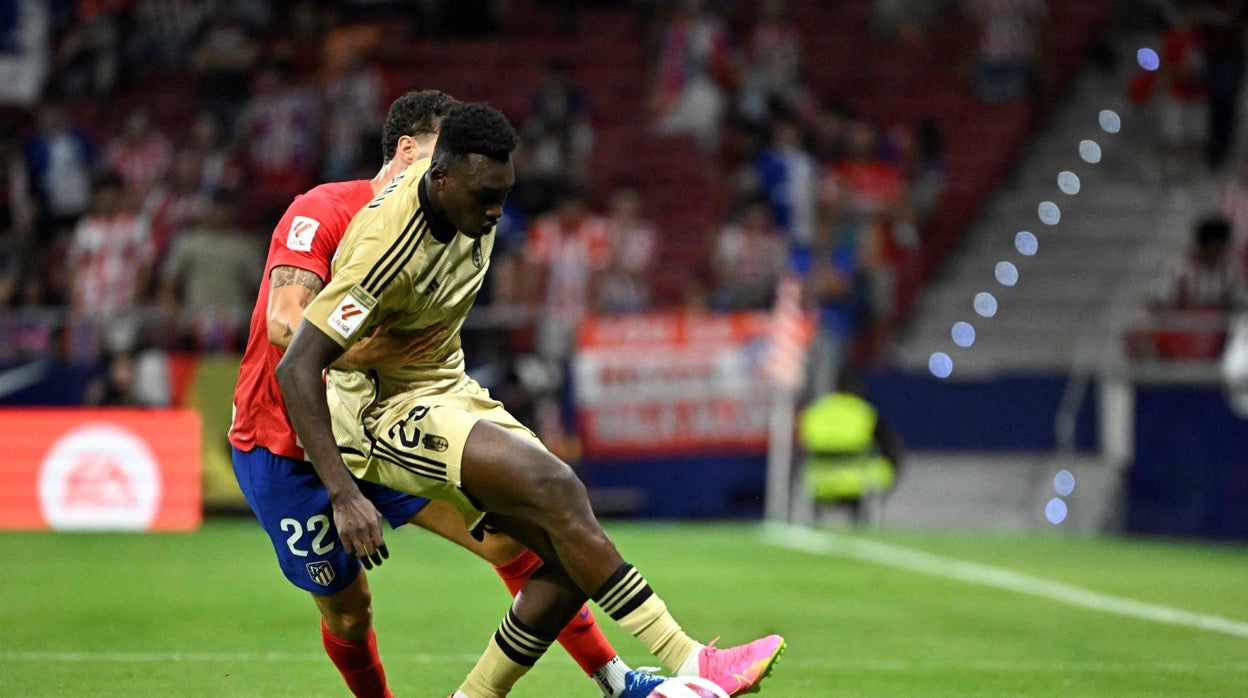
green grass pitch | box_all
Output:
[2,519,1247,697]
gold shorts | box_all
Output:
[328,371,540,530]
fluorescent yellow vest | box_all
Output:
[798,392,894,501]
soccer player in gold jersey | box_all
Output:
[234,90,668,698]
[277,102,785,697]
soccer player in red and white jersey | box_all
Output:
[229,90,665,698]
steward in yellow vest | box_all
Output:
[798,388,904,521]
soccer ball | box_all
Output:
[646,676,731,698]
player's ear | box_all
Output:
[430,161,447,190]
[396,135,417,161]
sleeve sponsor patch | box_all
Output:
[327,285,378,340]
[287,216,321,252]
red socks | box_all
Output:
[494,549,618,675]
[320,618,395,698]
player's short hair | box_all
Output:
[380,89,459,161]
[432,102,517,168]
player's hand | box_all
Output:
[329,491,389,569]
[338,316,447,370]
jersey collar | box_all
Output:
[418,174,459,244]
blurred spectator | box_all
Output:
[126,0,209,74]
[0,0,50,107]
[142,150,212,263]
[191,8,261,135]
[104,106,173,200]
[84,350,141,405]
[753,117,819,253]
[709,195,788,311]
[808,102,850,162]
[236,59,321,224]
[596,185,658,313]
[1220,156,1248,257]
[966,0,1046,103]
[905,116,948,219]
[25,102,95,246]
[871,0,953,42]
[0,225,23,312]
[736,0,806,127]
[520,57,595,199]
[66,172,154,355]
[522,184,612,362]
[649,0,736,153]
[1151,216,1248,310]
[320,44,387,181]
[1199,0,1246,171]
[480,197,530,311]
[0,251,16,309]
[0,271,56,360]
[318,5,381,77]
[720,112,766,185]
[269,0,326,74]
[823,118,918,355]
[158,189,261,351]
[825,118,912,227]
[0,119,35,290]
[83,346,172,407]
[1142,216,1248,359]
[53,0,124,99]
[801,196,864,396]
[185,111,243,195]
[1156,4,1208,178]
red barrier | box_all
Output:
[0,409,202,531]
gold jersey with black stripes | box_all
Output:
[304,157,529,523]
[304,158,493,401]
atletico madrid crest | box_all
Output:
[306,560,335,586]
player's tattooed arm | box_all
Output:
[266,265,325,349]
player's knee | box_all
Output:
[314,577,375,641]
[531,470,609,549]
[501,447,586,507]
[530,463,590,514]
[323,604,374,641]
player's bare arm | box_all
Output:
[267,264,446,369]
[275,320,388,569]
[267,265,323,347]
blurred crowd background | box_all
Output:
[0,0,1245,459]
[0,1,1052,379]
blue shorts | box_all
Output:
[231,445,430,595]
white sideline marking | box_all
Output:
[763,523,1248,639]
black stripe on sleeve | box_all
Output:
[361,212,427,296]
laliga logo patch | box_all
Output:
[287,216,320,252]
[306,561,335,586]
[328,285,377,339]
[38,424,161,531]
